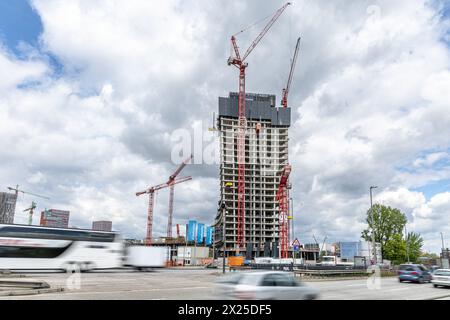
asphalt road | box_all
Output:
[1,269,450,300]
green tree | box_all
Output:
[405,232,424,263]
[361,204,407,259]
[384,234,406,264]
[420,252,439,259]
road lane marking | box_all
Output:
[345,283,366,287]
[387,287,411,292]
[49,286,212,296]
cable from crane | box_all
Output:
[232,5,286,37]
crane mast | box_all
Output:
[136,176,192,245]
[227,2,291,252]
[276,164,291,258]
[166,154,192,238]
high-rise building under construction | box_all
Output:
[0,192,17,224]
[214,92,291,257]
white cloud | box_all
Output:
[0,48,47,90]
[0,0,449,253]
[413,152,448,168]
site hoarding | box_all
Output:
[205,226,213,246]
[187,220,197,242]
[197,223,205,244]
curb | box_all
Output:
[0,287,65,297]
[0,279,50,289]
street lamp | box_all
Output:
[369,186,378,264]
[219,202,227,274]
[405,225,410,263]
[289,198,294,242]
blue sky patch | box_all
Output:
[0,0,42,54]
[412,179,450,200]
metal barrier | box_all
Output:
[249,263,371,278]
[293,269,370,278]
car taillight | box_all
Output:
[234,290,255,300]
[398,271,403,274]
[411,272,418,275]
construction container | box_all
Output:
[228,256,244,267]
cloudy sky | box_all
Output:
[0,0,449,253]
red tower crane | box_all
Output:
[227,2,291,251]
[136,176,192,246]
[136,154,192,245]
[166,154,193,238]
[276,164,291,258]
[281,37,301,108]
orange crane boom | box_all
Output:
[227,2,291,252]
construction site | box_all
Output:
[134,3,300,262]
[0,3,301,265]
[212,2,297,261]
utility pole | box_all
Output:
[290,198,294,243]
[222,205,227,274]
[369,186,378,265]
[441,232,445,252]
[405,225,410,263]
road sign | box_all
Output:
[293,245,300,251]
[292,238,300,246]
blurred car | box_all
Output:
[215,271,319,300]
[431,269,450,288]
[429,265,441,274]
[398,264,432,283]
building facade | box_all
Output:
[40,209,70,228]
[214,92,291,257]
[92,220,112,232]
[0,192,18,224]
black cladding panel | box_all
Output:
[218,92,291,127]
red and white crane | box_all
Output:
[276,165,291,258]
[227,2,291,251]
[136,176,192,246]
[166,154,193,238]
[281,37,301,108]
[135,154,192,245]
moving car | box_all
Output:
[398,264,432,283]
[215,271,319,300]
[431,269,450,288]
[429,265,441,274]
[123,246,168,270]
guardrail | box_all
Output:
[248,263,373,277]
[293,269,370,278]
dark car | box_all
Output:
[398,264,432,283]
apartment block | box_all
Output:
[40,209,70,228]
[92,220,112,232]
[0,192,17,224]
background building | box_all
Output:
[92,220,112,232]
[339,241,382,264]
[215,92,291,257]
[40,209,70,228]
[0,192,17,224]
